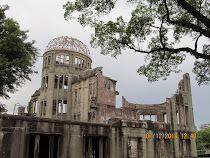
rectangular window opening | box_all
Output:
[177,112,180,124]
[46,76,48,88]
[60,55,64,64]
[43,101,47,115]
[84,137,107,158]
[33,101,37,114]
[164,114,167,123]
[56,55,60,64]
[64,75,68,89]
[75,57,78,64]
[28,134,60,158]
[59,75,63,89]
[40,101,43,116]
[151,115,156,122]
[54,75,58,88]
[35,101,37,113]
[82,59,84,68]
[63,100,67,113]
[144,115,150,120]
[48,56,51,65]
[139,115,143,120]
[45,57,47,67]
[88,112,91,122]
[65,55,69,64]
[58,100,62,114]
[78,58,81,67]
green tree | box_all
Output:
[0,5,38,98]
[63,0,210,85]
[196,127,210,155]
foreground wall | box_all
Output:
[0,115,109,158]
[0,114,197,158]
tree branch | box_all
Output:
[176,0,210,29]
[170,19,210,38]
[194,34,202,51]
[120,41,210,60]
[159,18,166,48]
[164,0,210,38]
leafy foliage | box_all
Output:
[0,102,7,113]
[0,5,38,98]
[193,44,210,85]
[196,127,210,156]
[63,0,210,85]
[197,127,210,144]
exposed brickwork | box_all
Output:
[96,105,137,123]
[97,72,116,106]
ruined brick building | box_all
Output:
[0,36,197,158]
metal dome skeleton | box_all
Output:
[45,36,91,57]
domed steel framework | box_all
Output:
[45,36,91,57]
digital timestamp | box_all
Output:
[146,133,196,139]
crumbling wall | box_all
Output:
[0,114,198,158]
[28,89,40,116]
[122,96,168,123]
[97,72,117,106]
[0,114,110,158]
[122,96,166,111]
[96,105,137,123]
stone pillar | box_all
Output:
[69,125,83,158]
[170,97,180,158]
[183,74,197,157]
[122,134,128,158]
[190,137,197,157]
[27,101,32,115]
[110,128,116,158]
[166,102,171,123]
[46,73,54,118]
[146,131,155,158]
[142,136,147,158]
[99,138,103,158]
[116,128,121,158]
[67,74,72,120]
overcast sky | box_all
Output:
[1,0,209,129]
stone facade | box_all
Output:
[0,36,197,158]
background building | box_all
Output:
[0,37,198,158]
[200,123,210,130]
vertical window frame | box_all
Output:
[64,75,68,89]
[65,55,69,64]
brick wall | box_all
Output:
[97,73,116,106]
